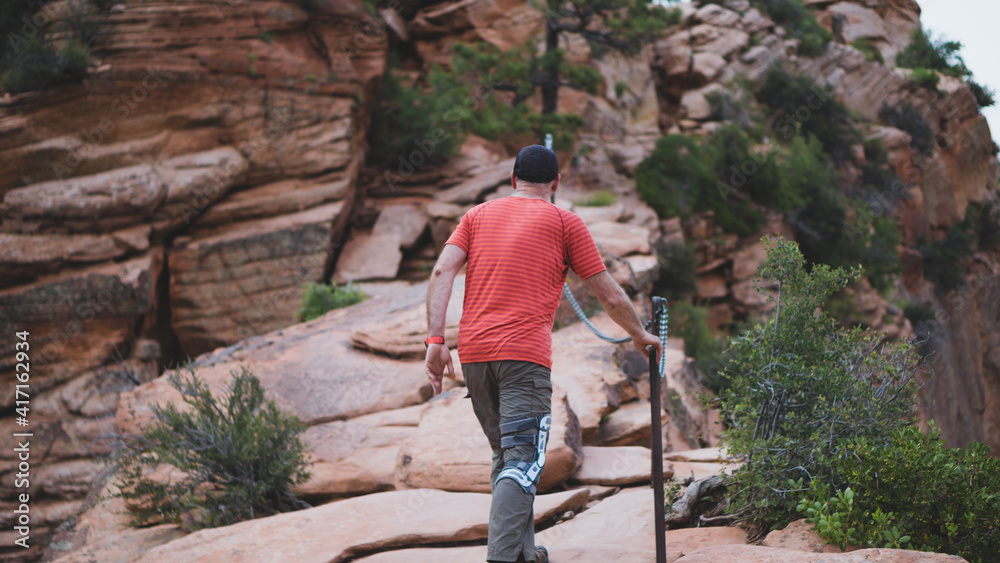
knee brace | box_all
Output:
[494,414,552,495]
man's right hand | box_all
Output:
[632,330,663,360]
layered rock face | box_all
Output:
[0,0,384,558]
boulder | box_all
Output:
[571,446,671,486]
[169,202,345,356]
[372,204,429,249]
[732,241,767,281]
[696,273,728,299]
[435,158,515,204]
[550,314,634,439]
[593,400,655,446]
[191,176,352,228]
[681,83,725,121]
[690,52,727,84]
[588,221,652,256]
[676,545,966,562]
[295,412,417,499]
[133,488,590,563]
[0,252,162,406]
[699,28,750,59]
[350,277,465,359]
[817,3,888,44]
[665,447,728,463]
[333,232,404,283]
[692,4,741,27]
[762,518,847,553]
[395,387,583,493]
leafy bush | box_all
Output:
[653,241,698,300]
[969,80,996,108]
[749,0,832,58]
[2,36,90,94]
[919,224,975,293]
[720,236,921,533]
[908,67,940,91]
[850,38,884,64]
[863,217,902,294]
[636,134,717,220]
[878,102,935,154]
[797,425,1000,561]
[896,26,969,79]
[757,67,860,163]
[670,302,728,388]
[110,366,311,529]
[297,281,366,322]
[580,190,617,207]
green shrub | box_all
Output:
[878,102,935,154]
[110,366,311,529]
[863,217,902,294]
[797,425,1000,561]
[636,134,716,221]
[720,236,921,533]
[670,302,728,389]
[850,38,884,64]
[297,281,366,322]
[2,35,91,94]
[749,0,832,58]
[653,241,698,300]
[908,67,940,91]
[580,190,617,207]
[757,67,860,163]
[896,26,969,79]
[969,80,996,108]
[919,224,975,293]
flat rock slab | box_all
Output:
[587,221,652,257]
[593,400,656,446]
[665,447,728,463]
[669,461,737,482]
[676,545,967,562]
[117,286,448,434]
[333,232,403,283]
[762,518,848,554]
[572,446,672,486]
[395,387,583,493]
[551,314,634,439]
[295,412,417,498]
[133,488,590,563]
[350,277,465,359]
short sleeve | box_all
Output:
[562,211,606,279]
[445,205,477,253]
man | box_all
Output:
[424,145,662,563]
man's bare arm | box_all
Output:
[582,270,662,357]
[426,244,467,336]
[424,244,467,395]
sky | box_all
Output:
[917,0,1000,142]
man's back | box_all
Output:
[446,196,605,368]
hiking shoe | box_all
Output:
[534,546,548,563]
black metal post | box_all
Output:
[649,298,666,563]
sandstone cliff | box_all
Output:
[0,0,996,561]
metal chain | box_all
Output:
[562,282,667,376]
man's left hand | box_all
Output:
[424,343,455,395]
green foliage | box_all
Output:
[580,190,617,207]
[798,425,1000,561]
[653,241,698,301]
[636,134,716,220]
[878,102,935,154]
[670,302,728,389]
[749,0,832,58]
[719,236,921,533]
[543,0,679,57]
[110,366,310,529]
[919,225,975,293]
[850,38,883,64]
[969,80,996,108]
[757,67,860,163]
[862,218,902,294]
[1,1,102,94]
[297,281,366,322]
[896,26,969,79]
[908,67,940,91]
[367,59,465,168]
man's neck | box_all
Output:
[511,190,550,200]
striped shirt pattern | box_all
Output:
[446,196,607,368]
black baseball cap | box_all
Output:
[513,145,559,183]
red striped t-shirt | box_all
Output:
[445,196,607,368]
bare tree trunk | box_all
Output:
[541,20,559,116]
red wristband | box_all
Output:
[425,336,445,347]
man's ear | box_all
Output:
[511,172,518,190]
[550,173,561,193]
